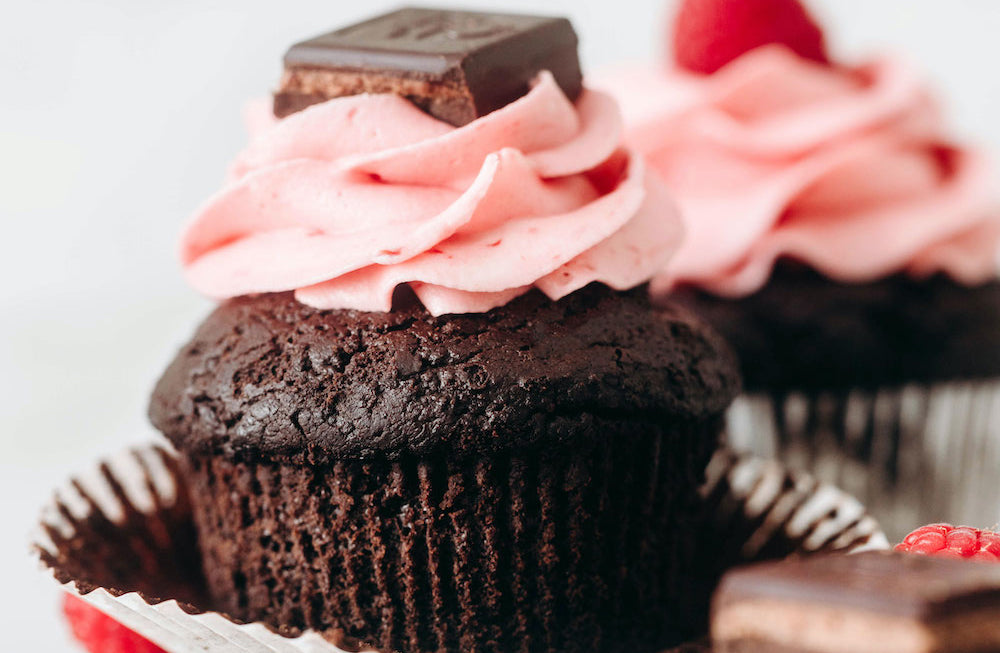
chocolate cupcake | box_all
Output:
[149,8,740,652]
[595,0,1000,539]
[151,287,737,651]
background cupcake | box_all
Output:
[149,8,740,652]
[594,0,1000,539]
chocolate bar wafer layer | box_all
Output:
[274,7,583,124]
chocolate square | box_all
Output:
[712,552,1000,653]
[274,7,583,125]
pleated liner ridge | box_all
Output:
[726,382,1000,541]
[183,422,721,653]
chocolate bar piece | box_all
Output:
[274,7,583,125]
[712,552,1000,653]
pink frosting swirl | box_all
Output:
[180,72,681,315]
[593,46,1000,297]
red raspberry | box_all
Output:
[63,595,167,653]
[895,524,1000,562]
[673,0,830,75]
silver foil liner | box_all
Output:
[35,445,887,653]
[727,381,1000,541]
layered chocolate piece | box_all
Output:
[274,7,583,125]
[712,552,1000,653]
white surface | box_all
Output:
[3,0,1000,650]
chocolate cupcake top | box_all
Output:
[150,285,739,462]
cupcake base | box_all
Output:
[184,424,718,653]
[36,444,887,653]
[727,381,1000,540]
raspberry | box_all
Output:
[63,595,167,653]
[895,524,1000,562]
[673,0,830,75]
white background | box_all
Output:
[3,0,1000,650]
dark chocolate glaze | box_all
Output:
[671,261,1000,391]
[714,552,1000,622]
[150,285,740,463]
[276,7,583,125]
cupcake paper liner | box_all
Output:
[727,381,1000,541]
[181,426,717,653]
[35,444,887,653]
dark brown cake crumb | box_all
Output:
[150,285,739,463]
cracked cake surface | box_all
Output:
[150,284,739,462]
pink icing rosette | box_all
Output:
[180,72,682,316]
[593,46,1000,297]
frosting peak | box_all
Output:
[594,46,1000,297]
[181,72,681,315]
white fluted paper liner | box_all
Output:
[727,381,1000,540]
[35,445,887,653]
